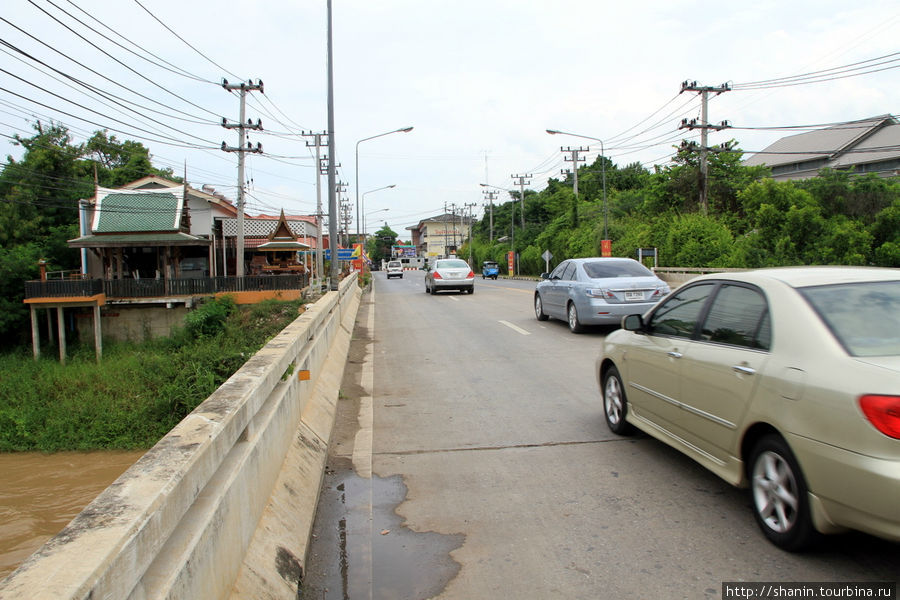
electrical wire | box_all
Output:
[132,0,244,81]
[733,51,900,89]
[24,1,224,119]
[49,0,217,84]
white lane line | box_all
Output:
[499,320,530,335]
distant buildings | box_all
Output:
[406,213,472,258]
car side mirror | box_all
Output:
[622,314,644,331]
[540,272,550,280]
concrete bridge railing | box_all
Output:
[0,273,361,600]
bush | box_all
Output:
[0,298,304,452]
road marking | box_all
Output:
[499,320,530,335]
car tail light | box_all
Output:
[859,395,900,439]
[432,271,442,279]
[466,270,475,278]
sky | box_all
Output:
[2,0,899,239]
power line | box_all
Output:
[132,0,243,81]
[24,1,224,118]
[48,0,216,84]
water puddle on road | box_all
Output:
[301,457,464,600]
[0,450,145,579]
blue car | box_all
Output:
[481,261,499,280]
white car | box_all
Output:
[425,259,474,294]
[386,261,403,279]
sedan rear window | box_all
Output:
[583,261,653,279]
[437,260,469,269]
[800,281,900,356]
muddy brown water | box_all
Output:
[0,450,145,580]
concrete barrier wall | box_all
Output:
[0,274,361,600]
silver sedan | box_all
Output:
[425,258,475,294]
[534,257,670,333]
[597,266,900,550]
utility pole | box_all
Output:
[339,187,351,247]
[679,80,731,214]
[450,203,458,254]
[560,147,587,226]
[222,79,264,278]
[464,202,476,266]
[482,189,498,242]
[443,202,450,257]
[302,131,328,290]
[510,173,530,229]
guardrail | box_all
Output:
[1,273,360,600]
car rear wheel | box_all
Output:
[567,302,584,333]
[749,435,819,551]
[534,294,549,321]
[602,366,635,435]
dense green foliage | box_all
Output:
[0,297,304,452]
[0,123,176,347]
[463,145,900,274]
[365,223,399,264]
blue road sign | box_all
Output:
[323,248,355,260]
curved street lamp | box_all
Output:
[355,127,413,243]
[546,129,608,240]
[361,185,396,238]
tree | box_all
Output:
[366,224,398,264]
[85,130,176,187]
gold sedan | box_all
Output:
[597,267,900,551]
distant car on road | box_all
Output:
[425,258,475,294]
[386,261,404,279]
[534,257,670,333]
[482,261,499,280]
[597,266,900,550]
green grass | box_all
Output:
[0,297,305,452]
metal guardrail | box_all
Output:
[24,274,309,300]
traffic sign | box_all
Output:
[323,248,355,260]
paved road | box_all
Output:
[301,270,900,600]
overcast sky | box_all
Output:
[2,1,898,238]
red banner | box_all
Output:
[601,239,612,257]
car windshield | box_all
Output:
[438,260,469,269]
[800,281,900,357]
[583,260,653,279]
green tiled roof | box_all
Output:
[68,232,208,248]
[95,192,179,233]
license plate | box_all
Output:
[625,291,644,301]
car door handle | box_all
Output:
[732,365,756,376]
[667,351,683,359]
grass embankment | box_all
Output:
[0,297,305,453]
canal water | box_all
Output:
[0,450,145,580]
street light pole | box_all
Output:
[355,127,412,244]
[361,185,395,238]
[547,129,608,240]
